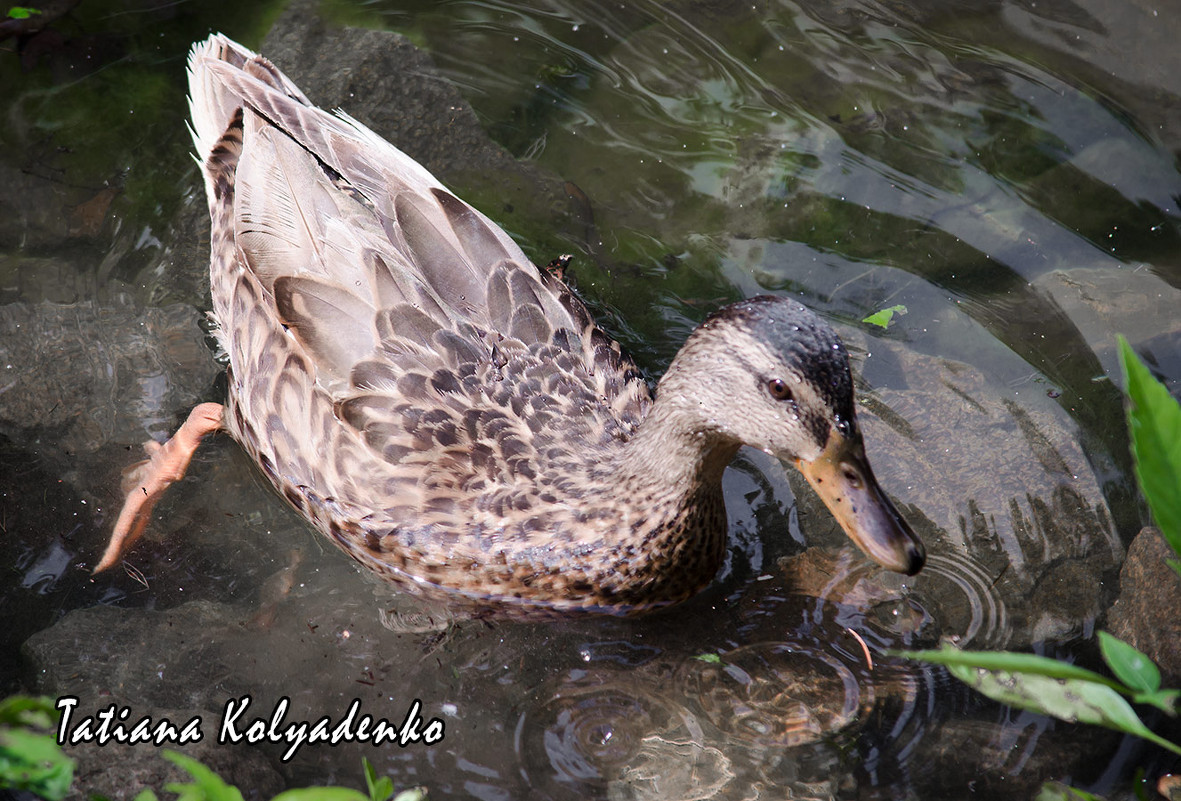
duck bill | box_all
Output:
[794,429,925,575]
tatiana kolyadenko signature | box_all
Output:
[54,694,446,763]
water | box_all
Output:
[2,0,1179,798]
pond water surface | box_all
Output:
[1,0,1179,798]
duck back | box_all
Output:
[187,35,657,605]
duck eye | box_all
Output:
[767,378,792,401]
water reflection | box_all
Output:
[2,0,1179,798]
[515,636,877,799]
[517,670,717,798]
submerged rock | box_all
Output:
[24,602,286,801]
[0,299,216,460]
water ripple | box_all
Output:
[776,547,1011,648]
[677,642,868,748]
[513,669,722,799]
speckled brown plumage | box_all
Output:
[97,35,924,614]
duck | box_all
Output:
[95,34,924,614]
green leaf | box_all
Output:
[693,653,724,665]
[1119,336,1181,560]
[862,304,907,329]
[1036,782,1106,801]
[133,791,161,801]
[363,757,393,801]
[948,662,1134,726]
[0,730,75,800]
[0,695,59,730]
[901,645,1181,756]
[6,6,42,18]
[1133,688,1181,716]
[0,696,74,801]
[161,750,245,801]
[951,662,1181,755]
[271,790,369,801]
[895,644,1122,689]
[1098,631,1161,694]
[897,647,1176,713]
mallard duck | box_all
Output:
[96,34,923,614]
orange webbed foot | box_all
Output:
[94,402,225,573]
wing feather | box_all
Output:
[187,32,655,500]
[273,275,376,384]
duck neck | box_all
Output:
[563,397,740,610]
[604,387,742,548]
[614,402,740,497]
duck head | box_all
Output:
[661,295,925,575]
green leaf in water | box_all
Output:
[862,304,907,329]
[693,653,724,664]
[6,6,41,18]
[1118,335,1181,575]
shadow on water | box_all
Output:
[1,0,1180,798]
